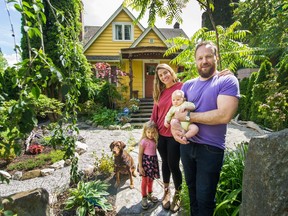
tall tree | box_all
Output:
[202,0,239,30]
[164,21,263,81]
[250,60,272,124]
[124,0,190,26]
[124,0,235,70]
[233,0,288,64]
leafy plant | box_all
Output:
[91,107,118,127]
[94,150,114,176]
[0,197,16,216]
[214,142,248,216]
[1,0,91,184]
[180,180,190,215]
[65,180,113,216]
[165,22,264,81]
[128,97,140,113]
[130,104,139,113]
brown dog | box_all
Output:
[110,141,136,189]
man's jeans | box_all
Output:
[180,142,224,216]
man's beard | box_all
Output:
[198,63,216,79]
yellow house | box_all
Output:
[83,5,188,99]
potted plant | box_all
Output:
[130,104,140,113]
[129,98,140,113]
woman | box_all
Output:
[151,63,183,213]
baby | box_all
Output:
[164,90,199,142]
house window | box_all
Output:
[113,22,133,41]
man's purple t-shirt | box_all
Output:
[182,74,240,149]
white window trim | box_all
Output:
[112,22,134,41]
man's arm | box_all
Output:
[171,95,238,144]
[175,95,239,125]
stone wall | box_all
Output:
[2,188,50,216]
[240,129,288,216]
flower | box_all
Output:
[29,144,44,154]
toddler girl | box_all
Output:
[138,120,160,210]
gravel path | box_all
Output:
[0,122,263,214]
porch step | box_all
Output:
[130,98,154,126]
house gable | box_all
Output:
[131,27,167,48]
[84,5,145,54]
[136,30,166,47]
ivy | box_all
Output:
[0,0,93,183]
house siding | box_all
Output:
[132,60,143,98]
[137,30,166,47]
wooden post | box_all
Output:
[128,56,133,99]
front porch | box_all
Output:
[120,46,179,99]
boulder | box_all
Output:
[21,169,41,180]
[241,129,288,216]
[2,188,50,216]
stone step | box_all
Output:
[140,102,154,106]
[131,113,151,117]
[130,122,145,128]
[138,109,152,113]
[130,117,150,122]
[130,98,153,124]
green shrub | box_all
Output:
[0,197,16,216]
[65,180,113,216]
[94,150,114,176]
[96,81,122,109]
[33,94,64,122]
[250,60,272,124]
[91,107,117,127]
[78,100,100,117]
[214,142,248,216]
[180,180,190,215]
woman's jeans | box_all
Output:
[180,142,224,216]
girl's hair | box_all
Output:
[141,120,158,143]
[153,63,178,103]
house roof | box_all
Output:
[83,26,101,45]
[158,28,188,40]
[130,26,188,48]
[83,5,145,52]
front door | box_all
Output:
[145,63,157,98]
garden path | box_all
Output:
[0,122,262,215]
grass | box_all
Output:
[6,149,65,172]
